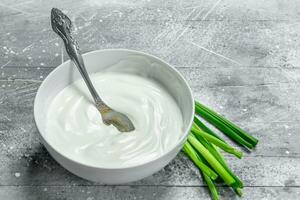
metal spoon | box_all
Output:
[50,8,135,132]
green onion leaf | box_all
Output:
[183,142,218,180]
[191,124,243,159]
[191,124,244,189]
[194,116,225,142]
[203,173,220,200]
[188,134,236,186]
[195,104,254,149]
[195,101,258,147]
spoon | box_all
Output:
[50,8,135,132]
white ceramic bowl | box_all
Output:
[34,49,194,184]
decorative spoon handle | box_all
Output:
[50,8,135,132]
[50,8,103,107]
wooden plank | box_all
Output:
[1,103,300,158]
[0,186,299,200]
[0,147,299,186]
[3,0,300,19]
[1,68,300,157]
[172,20,300,69]
[2,65,300,85]
[0,75,300,187]
[1,20,300,69]
[1,7,300,69]
[1,0,299,23]
[194,83,300,124]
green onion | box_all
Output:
[194,116,225,142]
[203,173,219,200]
[195,101,258,147]
[183,100,258,200]
[195,103,254,149]
[183,143,218,180]
[193,113,245,189]
[235,188,243,197]
[185,141,220,200]
[191,124,243,159]
[188,134,236,186]
[197,153,220,200]
[212,145,244,189]
[190,126,243,189]
[191,124,227,165]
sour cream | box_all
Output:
[45,72,183,168]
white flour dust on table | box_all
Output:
[45,72,183,168]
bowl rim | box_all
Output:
[34,48,195,170]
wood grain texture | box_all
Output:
[0,186,300,200]
[1,151,300,187]
[1,68,300,157]
[1,0,300,199]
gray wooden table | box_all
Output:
[1,0,300,199]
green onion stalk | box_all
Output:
[182,101,258,200]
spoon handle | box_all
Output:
[51,8,103,106]
[66,40,103,105]
[51,8,135,132]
